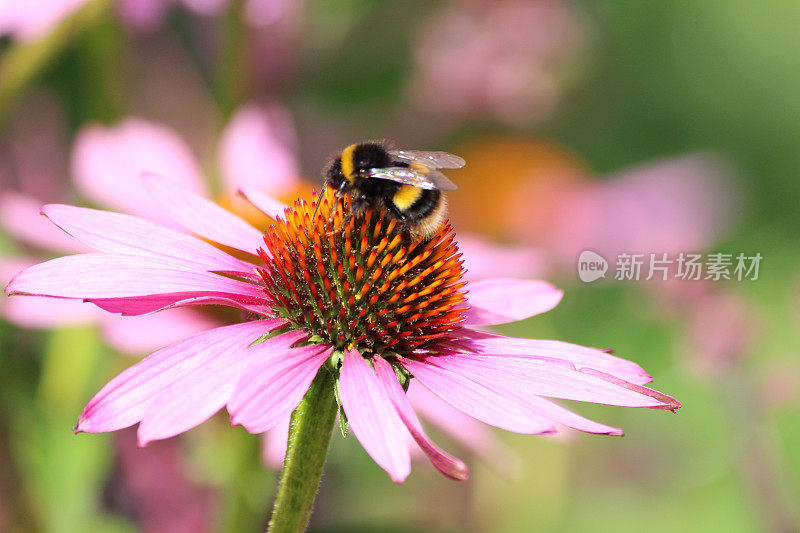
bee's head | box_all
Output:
[315,157,350,223]
[325,158,348,193]
[340,142,391,183]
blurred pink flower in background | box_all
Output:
[217,103,299,197]
[653,280,754,377]
[447,136,750,389]
[760,359,800,412]
[410,0,590,125]
[537,153,738,266]
[683,288,752,377]
[449,138,739,277]
[0,0,89,41]
[0,100,298,355]
[71,102,300,229]
[118,0,298,32]
[107,429,216,532]
[0,0,298,40]
[117,0,226,31]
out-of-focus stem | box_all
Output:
[215,0,249,118]
[0,0,113,125]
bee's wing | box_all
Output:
[423,169,458,190]
[366,167,458,191]
[366,167,438,190]
[389,150,466,169]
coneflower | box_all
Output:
[5,173,679,531]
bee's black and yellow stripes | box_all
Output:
[324,141,450,240]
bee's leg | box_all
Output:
[341,195,368,230]
[382,198,408,222]
[380,198,418,239]
[326,182,349,229]
[311,181,328,223]
[340,211,353,230]
[350,195,369,215]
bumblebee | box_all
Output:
[315,141,464,239]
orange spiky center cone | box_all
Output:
[257,188,468,357]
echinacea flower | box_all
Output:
[5,174,680,487]
[0,101,537,472]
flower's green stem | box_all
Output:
[267,366,338,533]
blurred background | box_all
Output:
[1,0,799,531]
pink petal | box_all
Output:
[526,396,623,435]
[372,357,468,481]
[238,187,289,220]
[100,309,220,355]
[0,258,104,327]
[407,382,515,471]
[419,353,679,409]
[142,173,264,254]
[339,349,411,483]
[228,331,331,433]
[452,328,652,385]
[71,119,207,226]
[464,278,563,326]
[262,416,290,469]
[457,234,548,281]
[0,193,87,253]
[399,356,556,435]
[77,320,284,435]
[6,253,266,301]
[218,103,299,195]
[89,293,273,317]
[42,204,254,273]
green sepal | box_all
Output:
[331,365,349,438]
[327,350,344,371]
[390,359,413,392]
[337,406,349,438]
[333,374,343,409]
[249,324,289,347]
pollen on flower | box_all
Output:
[257,188,468,356]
